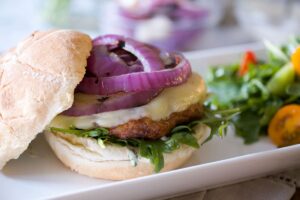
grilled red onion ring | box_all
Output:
[64,35,191,116]
[93,35,164,72]
[62,90,160,116]
[77,53,191,95]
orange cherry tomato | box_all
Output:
[268,104,300,147]
[238,51,257,76]
[291,47,300,76]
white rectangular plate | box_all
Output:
[1,43,300,200]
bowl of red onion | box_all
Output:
[99,0,225,51]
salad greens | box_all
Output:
[205,37,300,144]
[50,108,237,172]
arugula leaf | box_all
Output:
[198,108,240,144]
[50,127,109,138]
[165,131,199,153]
[232,111,261,144]
[139,141,164,172]
[208,80,241,108]
[50,107,237,172]
[259,100,283,127]
[50,125,200,173]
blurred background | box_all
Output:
[0,0,299,52]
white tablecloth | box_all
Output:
[168,168,300,200]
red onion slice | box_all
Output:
[65,34,192,116]
[119,0,208,20]
[77,53,191,95]
[62,90,161,116]
[93,35,164,72]
[87,45,132,77]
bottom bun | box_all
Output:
[44,124,209,180]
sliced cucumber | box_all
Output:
[267,63,295,96]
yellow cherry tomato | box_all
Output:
[268,104,300,147]
[291,47,300,76]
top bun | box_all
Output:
[0,30,92,169]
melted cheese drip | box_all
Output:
[49,73,206,129]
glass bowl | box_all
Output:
[99,0,225,51]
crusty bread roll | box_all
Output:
[0,30,92,169]
[45,124,208,180]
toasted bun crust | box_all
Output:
[45,124,208,180]
[0,30,92,169]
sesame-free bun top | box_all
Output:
[0,30,92,169]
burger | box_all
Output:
[0,30,209,180]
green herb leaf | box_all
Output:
[259,100,283,126]
[139,141,164,172]
[199,108,240,144]
[232,111,260,144]
[51,124,200,173]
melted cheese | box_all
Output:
[49,73,206,129]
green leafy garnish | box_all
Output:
[50,126,199,172]
[190,108,240,144]
[50,108,236,172]
[206,37,300,144]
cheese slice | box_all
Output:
[49,73,206,129]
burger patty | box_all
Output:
[109,103,203,140]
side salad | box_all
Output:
[205,37,300,147]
